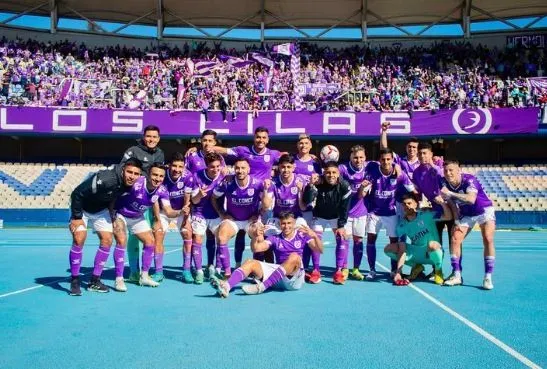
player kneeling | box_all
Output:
[384,193,452,286]
[210,212,323,297]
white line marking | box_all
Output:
[0,248,181,299]
[375,261,542,369]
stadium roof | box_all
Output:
[0,0,546,40]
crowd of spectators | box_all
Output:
[0,36,545,112]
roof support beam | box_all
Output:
[265,9,311,38]
[111,10,155,34]
[523,15,544,29]
[216,11,261,38]
[367,9,412,36]
[361,0,367,41]
[65,6,109,33]
[50,0,57,34]
[463,0,472,38]
[260,0,266,42]
[157,0,164,39]
[164,9,212,37]
[417,1,463,35]
[1,2,48,25]
[315,8,361,38]
[471,5,519,29]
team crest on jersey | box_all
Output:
[177,181,184,189]
[291,187,298,195]
[264,154,270,162]
[247,188,255,196]
[390,178,397,186]
[151,195,159,203]
[418,220,424,227]
[294,240,302,249]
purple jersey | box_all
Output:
[339,162,369,218]
[441,173,493,218]
[186,150,226,174]
[294,155,322,183]
[394,153,420,180]
[271,174,306,218]
[191,169,225,219]
[213,175,266,221]
[115,176,169,218]
[162,169,193,211]
[228,146,281,181]
[265,231,313,265]
[365,162,415,216]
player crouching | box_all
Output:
[210,212,323,297]
[384,193,451,286]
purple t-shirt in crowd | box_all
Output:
[365,162,415,216]
[227,145,281,181]
[271,174,306,218]
[186,150,226,174]
[265,231,313,265]
[162,169,193,211]
[213,175,266,221]
[115,176,169,218]
[191,169,225,219]
[339,162,369,218]
[441,173,493,218]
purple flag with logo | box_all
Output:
[272,43,296,56]
[0,106,539,137]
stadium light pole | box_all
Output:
[50,0,57,34]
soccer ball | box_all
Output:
[320,145,340,163]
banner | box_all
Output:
[0,106,539,137]
[506,34,546,49]
[297,83,341,96]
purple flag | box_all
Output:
[272,43,296,56]
[57,79,73,101]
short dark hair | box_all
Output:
[254,126,269,135]
[278,154,295,165]
[322,161,339,170]
[234,157,250,166]
[407,137,419,145]
[401,193,419,203]
[144,125,160,135]
[123,158,143,170]
[443,159,460,167]
[418,142,433,152]
[169,152,185,164]
[149,162,166,173]
[205,152,223,165]
[201,129,217,139]
[378,148,394,158]
[278,211,296,221]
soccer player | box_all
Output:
[211,157,272,278]
[190,153,225,284]
[68,158,142,296]
[303,162,352,284]
[185,129,227,277]
[385,193,451,286]
[210,212,323,298]
[154,153,194,284]
[293,133,322,281]
[440,160,496,290]
[113,163,181,289]
[119,125,165,284]
[363,148,416,280]
[207,127,284,263]
[380,122,420,179]
[338,145,370,281]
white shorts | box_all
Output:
[310,217,338,233]
[345,215,367,238]
[366,213,398,238]
[221,219,254,234]
[264,217,308,237]
[457,206,496,229]
[258,262,305,291]
[159,212,189,233]
[116,213,151,235]
[191,215,221,236]
[75,209,113,233]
